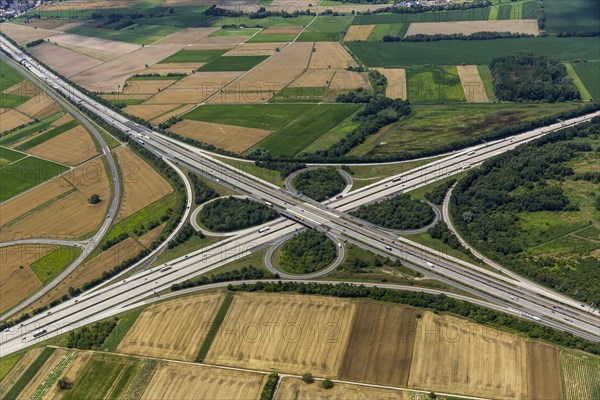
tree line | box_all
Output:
[66,320,117,350]
[424,178,456,205]
[188,172,219,204]
[351,194,435,230]
[171,266,277,291]
[168,223,204,249]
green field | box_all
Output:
[571,61,600,99]
[30,246,82,284]
[63,353,142,400]
[102,310,142,352]
[208,27,261,37]
[565,63,593,101]
[351,103,579,158]
[346,37,600,67]
[246,33,297,42]
[544,0,600,33]
[0,113,63,146]
[353,8,490,25]
[300,107,361,153]
[0,353,22,381]
[297,15,353,42]
[66,24,181,45]
[0,59,25,91]
[254,104,361,157]
[159,49,226,63]
[406,66,466,103]
[0,156,69,201]
[476,65,498,102]
[15,120,78,151]
[0,146,26,165]
[3,347,55,400]
[197,55,268,71]
[0,93,30,108]
[214,15,314,28]
[270,87,328,103]
[366,23,406,41]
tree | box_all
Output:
[321,378,334,389]
[57,377,73,390]
[301,373,314,384]
[89,194,101,204]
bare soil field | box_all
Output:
[170,119,271,152]
[205,292,356,376]
[526,342,563,400]
[123,104,182,121]
[18,348,68,399]
[290,69,335,87]
[154,27,218,45]
[339,302,416,387]
[142,62,205,75]
[236,41,313,92]
[0,23,58,44]
[30,43,104,77]
[260,26,303,35]
[0,245,52,314]
[44,351,93,400]
[123,80,177,95]
[27,125,99,165]
[276,377,410,400]
[151,104,195,124]
[0,109,32,133]
[15,95,61,120]
[374,68,407,99]
[205,90,274,104]
[118,293,225,361]
[141,362,267,400]
[457,65,490,103]
[144,72,242,104]
[406,20,539,37]
[344,25,375,41]
[0,176,72,225]
[27,20,84,31]
[114,147,173,221]
[408,313,528,400]
[49,33,140,61]
[225,42,285,56]
[0,347,44,398]
[309,42,356,69]
[72,44,185,93]
[330,70,369,90]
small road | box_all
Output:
[0,53,121,321]
[264,231,345,279]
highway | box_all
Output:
[0,36,598,356]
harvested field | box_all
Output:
[118,293,225,361]
[141,362,267,400]
[170,119,271,152]
[0,157,110,241]
[339,302,416,387]
[406,20,539,37]
[309,42,356,69]
[44,351,92,400]
[330,70,370,90]
[51,113,73,126]
[291,69,335,87]
[123,104,181,121]
[114,147,173,221]
[15,95,61,120]
[49,33,140,61]
[527,342,563,400]
[0,347,44,398]
[71,44,185,93]
[123,80,177,95]
[0,109,32,133]
[144,72,242,104]
[30,43,103,77]
[0,23,58,44]
[260,26,303,35]
[205,292,356,376]
[27,125,99,165]
[137,223,165,247]
[560,351,600,400]
[276,377,408,400]
[151,104,195,124]
[27,20,83,32]
[344,25,375,41]
[408,313,528,400]
[0,245,52,314]
[154,27,219,45]
[225,42,285,56]
[3,80,39,97]
[374,68,407,99]
[235,41,313,92]
[18,348,68,399]
[142,62,204,75]
[0,176,72,225]
[457,65,490,103]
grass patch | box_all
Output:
[0,93,29,108]
[367,23,404,41]
[571,61,600,100]
[101,310,142,352]
[246,33,297,42]
[66,24,181,45]
[255,103,361,157]
[197,55,268,71]
[15,120,78,151]
[476,64,498,102]
[211,155,284,187]
[300,106,362,153]
[298,15,353,42]
[209,27,261,37]
[0,353,22,381]
[30,246,82,284]
[270,86,328,103]
[346,37,600,67]
[0,156,69,201]
[406,65,466,103]
[159,49,226,63]
[196,292,234,362]
[402,231,479,265]
[0,59,26,91]
[3,347,55,400]
[151,234,222,266]
[565,63,593,101]
[348,157,444,191]
[0,146,26,164]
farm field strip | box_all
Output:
[560,351,600,400]
[29,351,74,400]
[405,19,539,36]
[456,65,490,103]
